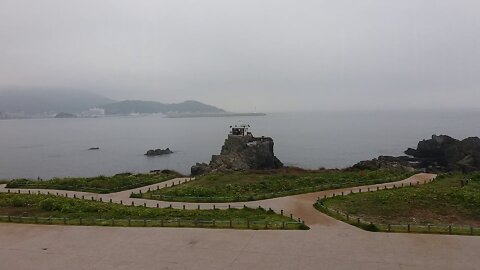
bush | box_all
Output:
[361,223,380,232]
[60,205,75,213]
[40,198,58,211]
[299,223,310,230]
[6,179,31,188]
[12,197,27,207]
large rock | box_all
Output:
[191,133,283,175]
[354,135,480,173]
[55,112,77,118]
[145,148,173,156]
[404,135,458,158]
[407,135,480,172]
[191,163,209,176]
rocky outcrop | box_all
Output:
[405,135,480,172]
[191,133,283,175]
[352,155,417,171]
[55,112,77,118]
[145,148,173,156]
[353,135,480,173]
[191,163,210,176]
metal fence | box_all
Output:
[316,202,480,236]
[0,215,304,230]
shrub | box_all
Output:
[12,197,27,207]
[362,223,380,232]
[60,205,75,213]
[299,223,310,230]
[40,198,58,211]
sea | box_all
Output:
[1,110,479,180]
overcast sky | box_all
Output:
[0,0,479,112]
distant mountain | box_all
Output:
[0,89,114,115]
[100,100,225,115]
[0,89,227,117]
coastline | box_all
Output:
[164,112,267,118]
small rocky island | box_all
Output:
[145,148,173,157]
[55,112,77,118]
[191,124,283,175]
[354,135,480,173]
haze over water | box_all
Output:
[1,110,479,180]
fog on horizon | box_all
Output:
[0,0,479,113]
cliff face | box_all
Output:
[191,134,283,175]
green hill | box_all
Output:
[100,100,225,115]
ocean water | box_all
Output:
[0,110,479,179]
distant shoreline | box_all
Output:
[165,113,267,118]
[0,112,268,120]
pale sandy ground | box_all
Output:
[1,173,479,270]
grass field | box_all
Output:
[0,193,305,230]
[137,168,413,202]
[319,173,480,226]
[5,171,180,194]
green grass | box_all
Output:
[5,171,181,194]
[137,168,413,202]
[318,173,480,227]
[315,203,480,235]
[0,193,305,230]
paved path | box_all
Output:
[2,173,480,269]
[0,174,435,221]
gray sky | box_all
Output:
[0,0,479,112]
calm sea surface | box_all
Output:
[0,111,479,179]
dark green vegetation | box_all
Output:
[316,173,480,235]
[0,193,305,230]
[6,172,180,194]
[137,168,412,202]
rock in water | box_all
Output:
[145,148,173,156]
[55,112,77,118]
[191,130,283,175]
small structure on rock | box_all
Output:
[191,124,283,175]
[230,123,251,136]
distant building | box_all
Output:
[80,108,105,117]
